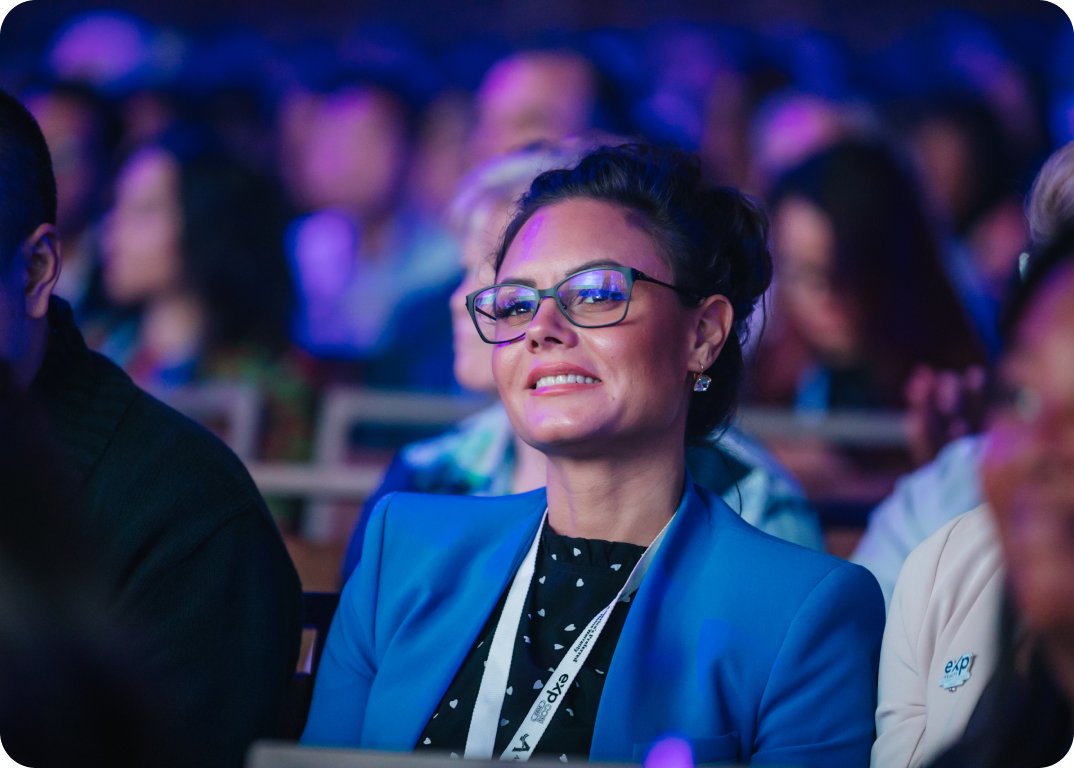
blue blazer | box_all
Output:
[303,479,884,767]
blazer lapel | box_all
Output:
[589,479,716,762]
[386,492,548,751]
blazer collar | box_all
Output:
[590,474,719,762]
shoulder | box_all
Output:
[696,485,882,615]
[897,505,1000,597]
[87,352,273,537]
[891,505,1003,630]
[368,489,543,551]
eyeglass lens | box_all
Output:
[473,269,631,342]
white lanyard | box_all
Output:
[463,511,673,761]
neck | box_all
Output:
[543,435,686,546]
[13,315,50,389]
[142,291,206,364]
[511,433,547,494]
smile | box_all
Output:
[533,374,601,389]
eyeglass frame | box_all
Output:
[465,265,704,344]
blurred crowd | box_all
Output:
[8,7,1070,514]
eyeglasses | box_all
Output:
[466,266,701,344]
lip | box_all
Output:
[526,363,602,394]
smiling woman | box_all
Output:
[302,145,885,767]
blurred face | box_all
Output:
[469,54,595,166]
[982,262,1074,640]
[773,197,861,363]
[101,147,184,305]
[299,88,409,217]
[450,201,510,393]
[492,199,706,457]
[911,118,972,226]
[26,93,97,237]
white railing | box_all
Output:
[163,383,911,508]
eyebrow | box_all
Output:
[497,258,626,287]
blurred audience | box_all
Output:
[866,141,1074,767]
[928,224,1074,768]
[747,92,878,196]
[467,50,598,166]
[749,141,987,499]
[4,5,1071,589]
[762,141,987,412]
[908,101,1029,354]
[24,81,120,320]
[341,144,823,582]
[0,87,302,768]
[286,82,459,390]
[98,137,315,462]
[853,138,1074,605]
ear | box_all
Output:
[688,294,733,374]
[21,223,62,320]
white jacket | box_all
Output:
[871,505,1004,768]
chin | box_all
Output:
[517,405,615,452]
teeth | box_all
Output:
[534,375,600,388]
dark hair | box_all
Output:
[494,143,773,441]
[911,99,1015,235]
[1000,224,1074,346]
[772,141,987,406]
[0,89,56,270]
[161,135,295,352]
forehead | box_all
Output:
[774,197,834,270]
[118,148,178,198]
[498,198,670,283]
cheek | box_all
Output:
[983,420,1074,633]
[981,420,1032,516]
[490,342,519,391]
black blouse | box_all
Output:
[415,524,646,762]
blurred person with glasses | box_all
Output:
[305,144,883,766]
[340,143,822,583]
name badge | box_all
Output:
[939,653,975,691]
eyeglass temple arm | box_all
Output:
[632,269,704,301]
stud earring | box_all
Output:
[693,373,712,392]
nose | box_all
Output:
[524,295,577,350]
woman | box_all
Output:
[759,141,987,412]
[303,145,884,766]
[341,144,823,581]
[99,134,315,465]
